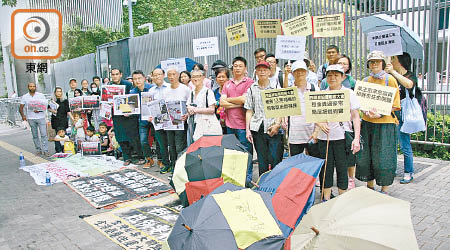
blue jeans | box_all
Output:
[251,130,283,176]
[398,115,414,174]
[139,122,154,158]
[227,127,253,183]
[28,118,48,153]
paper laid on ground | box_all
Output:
[305,89,350,123]
[21,161,83,185]
[160,58,187,74]
[84,194,181,250]
[113,94,140,116]
[275,35,306,60]
[261,87,302,118]
[69,97,83,111]
[65,168,173,208]
[253,19,283,38]
[192,37,220,57]
[140,92,154,121]
[312,13,345,38]
[27,99,48,113]
[354,80,397,115]
[82,95,100,109]
[99,102,112,120]
[225,22,249,46]
[101,85,125,103]
[81,141,101,156]
[368,27,403,57]
[165,101,187,130]
[281,13,313,36]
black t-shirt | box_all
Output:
[400,71,422,102]
[51,99,70,130]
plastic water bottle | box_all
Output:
[45,171,51,186]
[19,152,26,169]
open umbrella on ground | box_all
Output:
[291,187,420,250]
[359,14,423,59]
[168,183,286,250]
[170,135,252,207]
[255,153,324,238]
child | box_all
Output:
[98,122,110,154]
[86,126,100,142]
[53,128,70,153]
[72,112,86,150]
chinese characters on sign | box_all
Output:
[368,27,403,57]
[354,81,397,115]
[25,62,48,73]
[253,19,283,38]
[305,90,350,123]
[160,58,187,74]
[275,35,306,60]
[192,37,220,57]
[225,22,249,46]
[281,13,313,36]
[312,13,345,38]
[261,87,302,118]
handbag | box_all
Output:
[340,122,363,155]
[192,90,223,141]
[400,87,426,134]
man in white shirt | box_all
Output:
[19,82,49,156]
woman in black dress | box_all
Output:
[49,87,73,152]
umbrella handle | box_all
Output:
[311,226,320,235]
[251,181,260,188]
[182,223,193,232]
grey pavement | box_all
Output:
[0,123,449,249]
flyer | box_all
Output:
[81,141,101,156]
[140,92,154,121]
[148,100,171,130]
[113,94,140,116]
[99,102,112,120]
[27,99,48,113]
[165,101,187,130]
[101,85,126,103]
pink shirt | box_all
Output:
[222,77,254,129]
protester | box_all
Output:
[19,82,49,156]
[131,70,155,169]
[317,45,340,84]
[81,79,91,96]
[190,64,212,89]
[309,60,317,73]
[179,71,191,87]
[287,61,315,156]
[385,52,421,184]
[245,61,283,178]
[320,55,356,90]
[98,122,110,154]
[103,77,110,85]
[252,48,267,79]
[282,60,296,88]
[71,112,85,148]
[213,67,230,134]
[356,51,401,194]
[110,68,145,166]
[74,89,83,97]
[264,54,282,88]
[66,78,77,99]
[92,76,101,88]
[313,64,361,201]
[305,59,319,89]
[210,60,228,91]
[90,82,100,95]
[53,128,70,153]
[49,87,72,152]
[86,126,99,142]
[220,56,254,155]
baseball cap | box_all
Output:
[255,61,270,69]
[367,50,386,61]
[211,60,227,70]
[291,60,308,72]
[326,64,345,74]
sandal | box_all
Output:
[123,160,132,166]
[136,159,146,165]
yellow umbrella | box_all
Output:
[291,187,419,250]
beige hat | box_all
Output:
[291,60,308,72]
[367,50,386,61]
[326,64,345,74]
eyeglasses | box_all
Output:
[368,60,382,65]
[191,75,203,79]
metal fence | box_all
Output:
[0,98,22,127]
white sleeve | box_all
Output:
[207,89,216,106]
[349,89,360,110]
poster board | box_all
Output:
[368,27,403,57]
[261,87,302,118]
[354,81,397,115]
[81,141,101,156]
[82,95,100,109]
[27,99,48,113]
[160,58,187,74]
[68,97,83,111]
[148,100,171,130]
[113,94,141,116]
[281,13,313,36]
[192,37,220,57]
[165,101,187,130]
[312,13,345,38]
[225,22,249,46]
[305,90,350,123]
[99,102,112,120]
[101,85,125,103]
[140,92,154,121]
[253,19,283,38]
[275,35,306,61]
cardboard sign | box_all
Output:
[275,35,306,60]
[101,85,125,103]
[261,87,302,118]
[82,95,100,109]
[225,22,249,46]
[312,13,345,38]
[160,58,187,74]
[253,19,283,38]
[281,13,313,36]
[81,141,101,156]
[305,90,350,123]
[113,94,140,116]
[192,37,220,57]
[354,80,397,115]
[368,27,403,57]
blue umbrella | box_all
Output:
[359,14,423,59]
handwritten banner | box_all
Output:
[160,58,187,74]
[261,87,302,118]
[305,90,350,123]
[225,22,249,46]
[312,13,345,38]
[253,19,283,38]
[275,35,306,60]
[368,27,402,57]
[354,81,397,115]
[192,37,220,57]
[281,13,313,36]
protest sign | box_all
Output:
[165,101,187,130]
[261,87,302,118]
[99,102,112,120]
[305,90,350,123]
[101,85,125,103]
[225,22,249,46]
[48,100,59,111]
[192,37,220,57]
[253,19,283,38]
[140,92,154,121]
[354,80,397,115]
[312,13,345,38]
[66,168,173,208]
[113,94,140,116]
[148,100,171,130]
[68,97,83,111]
[281,13,313,36]
[160,58,187,74]
[368,27,402,57]
[82,95,100,109]
[27,99,47,113]
[275,35,306,60]
[81,142,101,156]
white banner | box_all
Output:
[368,27,403,57]
[192,37,219,57]
[160,58,187,74]
[275,35,306,60]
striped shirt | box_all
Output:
[244,82,278,133]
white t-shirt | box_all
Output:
[163,84,190,102]
[289,83,315,144]
[20,92,47,120]
[74,119,85,140]
[187,87,216,123]
[317,86,360,141]
[55,135,69,146]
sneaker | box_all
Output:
[348,178,356,190]
[400,173,413,184]
[143,158,154,169]
[157,160,164,169]
[160,165,173,174]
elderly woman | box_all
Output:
[213,67,230,134]
[313,64,361,201]
[356,51,401,194]
[320,55,356,90]
[49,87,73,152]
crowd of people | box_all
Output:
[18,45,422,199]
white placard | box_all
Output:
[160,58,187,74]
[275,35,306,61]
[368,27,403,57]
[192,37,219,57]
